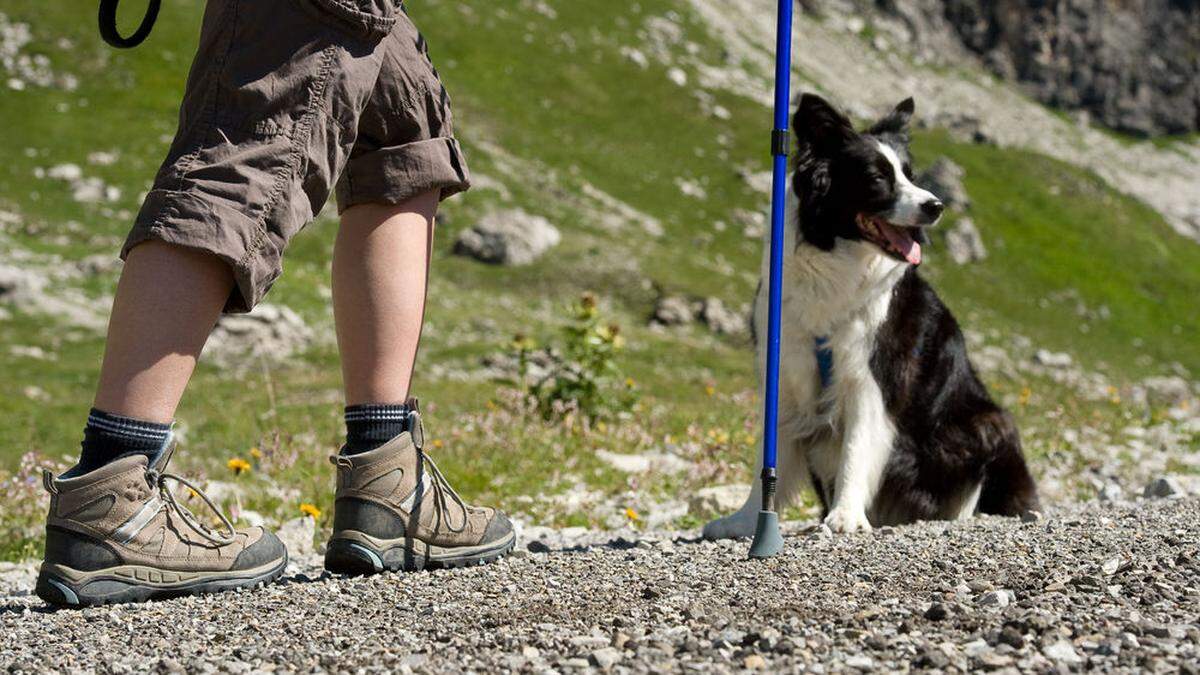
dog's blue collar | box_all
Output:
[814,336,834,391]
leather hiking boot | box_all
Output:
[324,407,516,574]
[36,444,287,607]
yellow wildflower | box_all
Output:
[432,439,444,449]
[299,503,321,519]
[249,447,262,459]
[1018,387,1032,406]
[705,385,716,397]
[625,507,640,522]
[625,377,636,388]
[226,458,251,475]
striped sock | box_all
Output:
[77,408,171,474]
[343,403,411,455]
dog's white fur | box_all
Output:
[703,142,942,537]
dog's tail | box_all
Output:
[976,410,1041,517]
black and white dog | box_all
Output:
[704,95,1039,536]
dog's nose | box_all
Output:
[921,199,944,220]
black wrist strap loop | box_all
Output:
[99,0,161,49]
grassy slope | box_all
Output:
[0,0,1197,558]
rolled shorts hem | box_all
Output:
[335,136,471,214]
[123,189,275,314]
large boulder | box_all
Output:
[918,158,970,211]
[453,209,561,266]
[942,217,987,264]
[204,303,315,369]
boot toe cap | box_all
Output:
[233,528,287,570]
[481,511,515,546]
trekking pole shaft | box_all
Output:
[761,0,794,496]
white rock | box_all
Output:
[46,163,82,181]
[944,217,987,264]
[1042,640,1083,664]
[453,209,561,266]
[596,450,691,475]
[666,67,688,87]
[688,484,749,515]
[1034,349,1073,369]
[277,516,316,557]
[653,295,695,326]
[698,297,747,335]
[589,647,621,669]
[977,589,1015,607]
[204,303,316,370]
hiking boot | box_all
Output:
[36,444,287,607]
[324,407,516,574]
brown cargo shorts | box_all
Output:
[124,0,470,312]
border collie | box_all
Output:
[704,95,1039,536]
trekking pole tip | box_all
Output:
[747,510,784,559]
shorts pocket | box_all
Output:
[213,0,333,138]
[302,0,399,39]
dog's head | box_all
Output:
[792,94,943,265]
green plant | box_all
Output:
[511,293,638,421]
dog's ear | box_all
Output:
[794,94,855,153]
[868,97,914,137]
[793,148,837,251]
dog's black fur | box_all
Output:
[795,95,1039,523]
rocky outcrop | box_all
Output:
[881,0,1200,137]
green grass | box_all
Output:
[916,130,1200,379]
[0,0,1197,559]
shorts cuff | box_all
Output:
[123,190,278,314]
[336,137,471,213]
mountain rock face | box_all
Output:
[879,0,1200,137]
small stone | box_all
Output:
[1021,510,1043,523]
[998,626,1025,649]
[589,647,621,669]
[978,589,1014,608]
[1042,640,1083,664]
[844,655,874,669]
[924,602,950,621]
[1144,477,1183,499]
[1101,557,1122,575]
[743,654,766,670]
[521,646,540,658]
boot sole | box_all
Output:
[324,530,516,575]
[35,554,288,608]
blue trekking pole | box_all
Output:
[747,0,794,559]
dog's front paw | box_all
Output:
[823,507,872,533]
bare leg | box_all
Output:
[93,241,234,423]
[333,190,439,406]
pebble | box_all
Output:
[0,499,1196,671]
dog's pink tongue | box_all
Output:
[882,224,922,265]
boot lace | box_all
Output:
[423,452,469,534]
[146,467,238,546]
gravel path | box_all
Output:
[2,499,1198,673]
